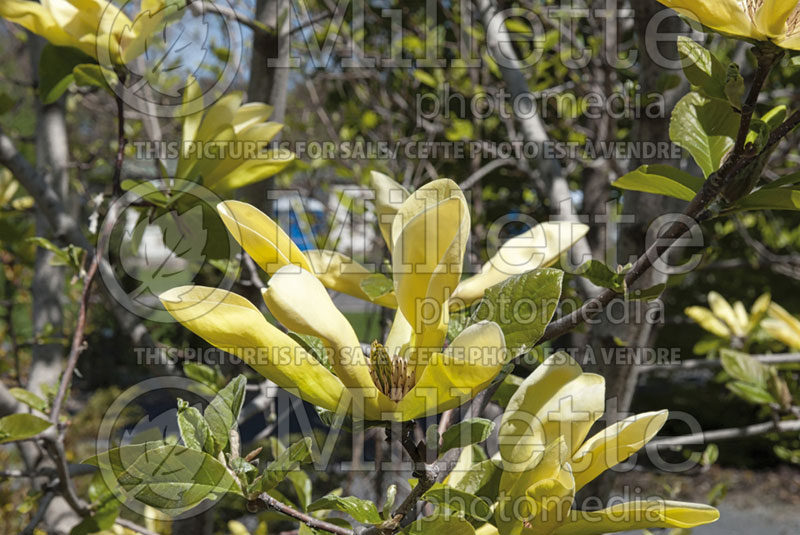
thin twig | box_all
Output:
[21,491,54,535]
[248,492,354,535]
[646,418,800,449]
[49,255,99,425]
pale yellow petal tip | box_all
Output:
[159,286,197,304]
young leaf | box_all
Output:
[490,374,523,409]
[404,511,476,535]
[183,362,225,391]
[72,64,117,93]
[423,484,492,521]
[0,414,52,443]
[677,37,729,102]
[9,387,49,413]
[38,44,94,104]
[670,92,739,178]
[259,437,314,492]
[612,164,705,202]
[204,375,247,453]
[720,349,768,387]
[439,418,495,455]
[726,381,776,405]
[116,443,241,511]
[577,260,631,292]
[307,495,382,524]
[471,268,563,358]
[177,399,213,452]
[359,273,394,300]
[70,472,120,535]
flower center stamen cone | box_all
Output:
[368,341,416,402]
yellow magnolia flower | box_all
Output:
[160,179,507,421]
[762,302,800,348]
[479,352,720,535]
[372,171,589,310]
[0,0,173,64]
[658,0,800,50]
[175,78,294,195]
[685,291,770,340]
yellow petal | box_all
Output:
[0,1,77,49]
[747,292,771,332]
[371,171,409,251]
[304,249,398,308]
[232,102,274,133]
[119,0,176,65]
[774,31,800,50]
[762,318,800,349]
[656,0,761,39]
[217,201,312,275]
[767,302,800,333]
[43,0,101,39]
[384,308,415,359]
[159,286,346,412]
[451,221,589,308]
[202,122,285,190]
[395,321,505,421]
[391,179,470,353]
[180,76,204,146]
[498,353,604,469]
[733,301,749,333]
[553,500,719,535]
[684,306,731,338]
[177,93,243,179]
[497,438,574,535]
[571,410,668,490]
[754,0,798,37]
[260,266,375,392]
[207,149,294,193]
[707,291,743,336]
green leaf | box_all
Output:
[286,470,312,510]
[382,484,397,519]
[9,387,48,413]
[440,418,494,455]
[359,273,394,300]
[71,472,120,535]
[72,63,117,92]
[612,164,705,201]
[720,349,768,387]
[82,441,168,478]
[0,414,52,443]
[447,310,472,342]
[38,45,94,104]
[670,91,739,178]
[726,381,776,405]
[204,375,247,453]
[404,511,476,535]
[183,362,225,391]
[177,399,213,452]
[117,443,241,511]
[307,495,382,524]
[490,374,523,409]
[730,188,800,212]
[423,484,492,521]
[259,437,314,492]
[471,268,563,358]
[626,283,666,302]
[0,92,15,115]
[677,36,729,102]
[577,260,631,292]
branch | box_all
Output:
[247,492,353,535]
[638,353,800,373]
[188,0,275,37]
[646,418,800,449]
[49,254,99,425]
